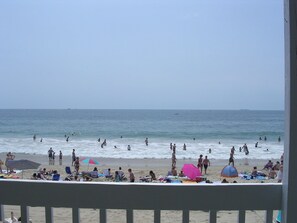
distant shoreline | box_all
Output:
[0,152,279,167]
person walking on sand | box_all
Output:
[171,153,176,169]
[228,152,235,166]
[59,150,63,165]
[203,156,210,175]
[52,151,56,165]
[48,147,54,165]
[72,149,76,166]
[197,154,203,173]
[74,157,80,173]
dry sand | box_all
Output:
[0,153,280,223]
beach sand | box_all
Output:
[0,153,280,223]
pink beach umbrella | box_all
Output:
[182,164,202,180]
[80,158,99,165]
[80,158,99,170]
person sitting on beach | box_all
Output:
[251,166,258,178]
[273,161,281,171]
[178,170,185,177]
[118,167,125,181]
[104,168,113,178]
[277,162,283,183]
[83,174,93,181]
[83,167,99,178]
[263,160,273,170]
[31,173,38,180]
[149,170,157,181]
[268,168,277,179]
[171,167,177,176]
[40,168,52,175]
[37,172,47,180]
[221,178,229,183]
[115,171,120,182]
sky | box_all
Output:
[0,0,284,110]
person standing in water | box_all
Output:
[145,138,148,146]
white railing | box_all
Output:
[0,179,282,223]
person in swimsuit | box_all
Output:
[197,154,203,173]
[203,156,210,175]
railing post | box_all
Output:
[182,210,189,223]
[209,210,217,223]
[21,205,29,223]
[265,210,273,223]
[72,207,80,223]
[126,209,133,223]
[45,206,53,223]
[154,210,161,223]
[100,209,106,223]
[238,210,245,223]
[0,204,4,221]
[284,0,297,222]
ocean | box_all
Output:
[0,109,284,160]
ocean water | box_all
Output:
[0,109,284,160]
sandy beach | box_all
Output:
[0,152,281,223]
[0,152,280,183]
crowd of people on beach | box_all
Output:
[0,134,284,184]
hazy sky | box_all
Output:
[0,0,284,110]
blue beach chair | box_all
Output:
[52,174,60,181]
